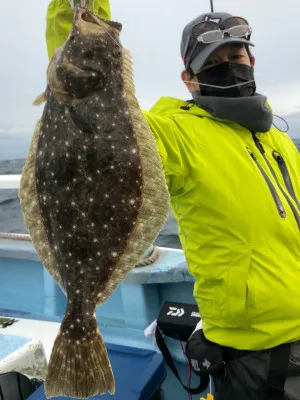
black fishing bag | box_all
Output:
[0,372,43,400]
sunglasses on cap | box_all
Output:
[184,17,252,69]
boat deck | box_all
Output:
[0,237,211,399]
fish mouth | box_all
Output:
[82,11,95,23]
[74,7,97,24]
[73,7,108,37]
[74,6,122,33]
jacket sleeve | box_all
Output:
[46,0,111,60]
[142,110,188,181]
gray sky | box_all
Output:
[1,0,300,152]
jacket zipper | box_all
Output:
[246,147,286,218]
[252,133,300,228]
[272,151,300,210]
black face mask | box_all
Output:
[196,62,256,98]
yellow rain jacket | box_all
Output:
[46,0,111,60]
[45,0,300,351]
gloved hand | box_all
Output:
[185,329,224,376]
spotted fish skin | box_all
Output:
[19,7,169,400]
[35,26,142,299]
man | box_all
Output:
[45,2,300,398]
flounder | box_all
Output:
[19,7,169,399]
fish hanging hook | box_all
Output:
[210,0,214,12]
[70,0,91,10]
[80,0,89,8]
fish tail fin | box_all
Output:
[44,315,115,399]
[33,92,47,106]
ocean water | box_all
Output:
[0,159,182,249]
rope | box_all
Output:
[0,232,31,241]
[135,246,159,268]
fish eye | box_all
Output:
[113,49,122,58]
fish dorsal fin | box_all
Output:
[33,92,47,106]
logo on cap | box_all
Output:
[204,15,221,23]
